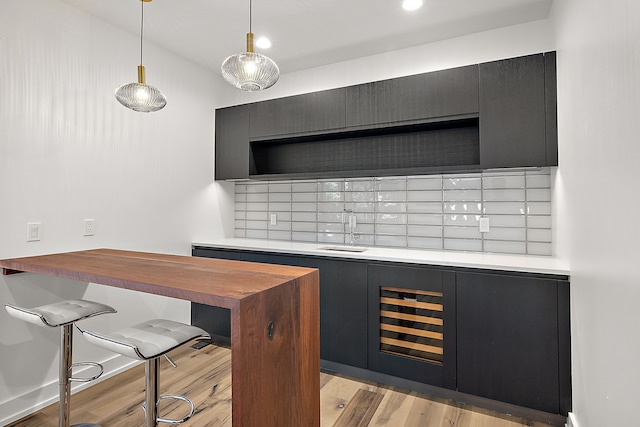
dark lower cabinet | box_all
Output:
[300,257,368,368]
[191,246,570,418]
[191,247,368,368]
[368,264,456,389]
[456,271,571,415]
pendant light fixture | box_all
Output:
[221,0,279,91]
[115,0,167,112]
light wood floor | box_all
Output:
[9,342,555,427]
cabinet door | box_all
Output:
[479,53,547,168]
[347,65,479,128]
[215,105,249,180]
[297,258,368,368]
[368,264,456,389]
[249,88,346,139]
[456,271,562,414]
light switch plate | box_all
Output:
[27,222,41,241]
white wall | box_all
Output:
[551,1,640,426]
[0,0,233,423]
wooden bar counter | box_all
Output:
[1,248,320,427]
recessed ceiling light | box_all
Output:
[256,37,272,49]
[402,0,423,11]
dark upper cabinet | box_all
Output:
[214,52,558,180]
[456,271,570,415]
[479,53,557,169]
[346,65,479,128]
[215,105,249,180]
[249,88,347,140]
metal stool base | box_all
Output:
[142,394,196,424]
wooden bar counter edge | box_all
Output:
[1,248,321,427]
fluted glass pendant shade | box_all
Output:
[222,50,279,91]
[115,65,167,112]
[115,0,166,112]
[221,5,279,92]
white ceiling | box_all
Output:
[58,0,553,74]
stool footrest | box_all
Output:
[69,362,104,383]
[142,394,195,424]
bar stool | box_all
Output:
[5,299,117,427]
[79,319,211,427]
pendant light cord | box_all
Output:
[249,0,252,33]
[140,0,145,66]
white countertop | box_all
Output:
[192,238,570,277]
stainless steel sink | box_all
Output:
[320,246,368,253]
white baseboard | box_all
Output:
[0,355,140,426]
[566,412,580,427]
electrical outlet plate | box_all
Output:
[270,213,277,226]
[84,219,95,236]
[479,217,490,233]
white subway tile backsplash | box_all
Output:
[375,178,407,191]
[234,168,553,256]
[444,226,482,239]
[527,215,552,229]
[483,240,527,254]
[407,225,443,238]
[483,175,526,189]
[269,183,292,193]
[484,227,527,241]
[292,212,317,222]
[246,192,269,202]
[526,173,551,188]
[375,234,407,247]
[527,228,552,242]
[407,176,442,191]
[246,202,268,212]
[375,213,407,224]
[246,211,268,221]
[292,202,317,212]
[407,190,442,202]
[268,231,292,240]
[292,181,317,192]
[292,222,317,232]
[527,242,553,256]
[407,236,443,250]
[483,189,525,202]
[444,202,483,214]
[292,231,316,242]
[269,192,292,202]
[246,229,268,239]
[443,214,480,226]
[292,192,317,202]
[487,214,526,228]
[377,191,407,202]
[444,238,483,252]
[444,189,482,201]
[526,188,551,201]
[443,177,482,190]
[407,202,443,214]
[376,224,407,235]
[527,201,552,215]
[482,201,525,215]
[408,213,443,225]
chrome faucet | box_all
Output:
[343,209,358,246]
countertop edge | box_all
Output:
[192,239,570,278]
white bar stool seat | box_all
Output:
[80,319,211,427]
[5,299,117,427]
